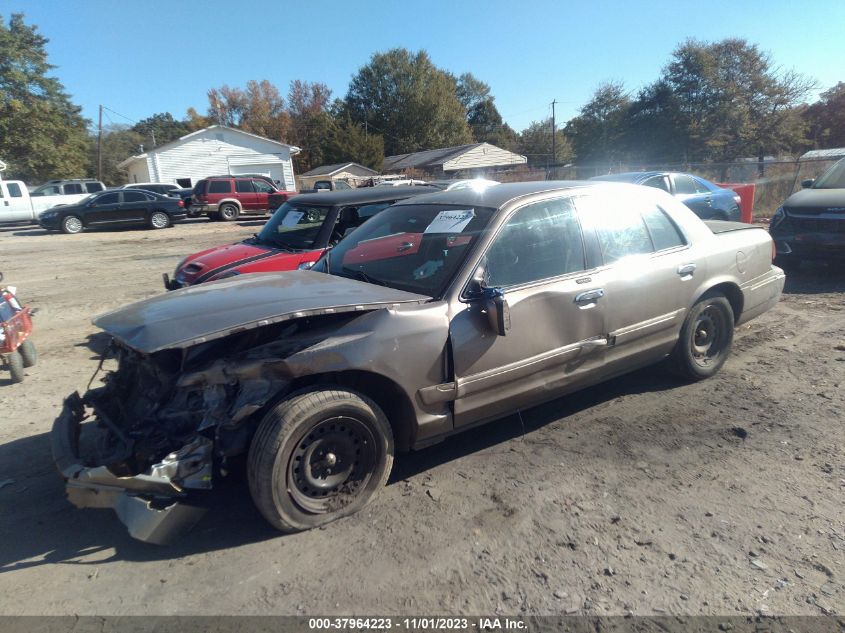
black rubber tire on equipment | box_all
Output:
[7,350,24,383]
[219,203,240,222]
[61,215,83,234]
[668,292,734,381]
[248,386,394,533]
[19,339,36,368]
[148,211,171,230]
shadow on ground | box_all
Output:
[0,364,679,572]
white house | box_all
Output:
[382,142,527,177]
[118,125,301,191]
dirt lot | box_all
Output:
[0,219,842,617]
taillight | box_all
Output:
[177,200,184,208]
[771,238,776,262]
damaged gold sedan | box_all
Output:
[51,182,785,544]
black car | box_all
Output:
[38,189,187,234]
[591,171,741,221]
[770,157,845,268]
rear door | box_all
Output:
[449,195,608,427]
[574,189,698,373]
[119,190,152,223]
[235,179,259,211]
[251,178,275,211]
[672,173,712,218]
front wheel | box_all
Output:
[218,203,240,221]
[248,387,394,533]
[7,350,24,383]
[19,339,36,367]
[668,293,734,381]
[61,215,83,234]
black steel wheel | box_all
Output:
[19,339,36,368]
[248,386,394,533]
[219,203,240,221]
[668,292,734,381]
[7,350,24,383]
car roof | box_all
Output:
[391,180,614,209]
[590,171,668,183]
[290,185,440,206]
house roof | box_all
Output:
[801,147,845,160]
[117,125,300,168]
[382,143,483,171]
[301,162,379,177]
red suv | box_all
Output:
[190,176,295,221]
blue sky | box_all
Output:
[3,0,843,134]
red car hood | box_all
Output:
[176,240,322,285]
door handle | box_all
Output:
[575,288,604,304]
[397,241,414,252]
[677,263,696,277]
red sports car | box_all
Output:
[163,186,436,289]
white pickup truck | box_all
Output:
[0,179,94,225]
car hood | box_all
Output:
[94,271,430,354]
[783,187,845,212]
[177,241,315,283]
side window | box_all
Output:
[208,180,232,194]
[692,177,713,194]
[252,179,274,193]
[94,192,120,206]
[86,182,104,193]
[123,191,148,203]
[357,202,390,220]
[642,175,669,192]
[673,175,699,195]
[335,181,352,190]
[7,183,22,198]
[485,197,585,287]
[642,206,686,251]
[578,194,654,264]
[65,183,84,194]
[235,180,254,193]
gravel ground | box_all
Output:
[0,219,842,616]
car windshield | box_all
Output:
[317,204,495,297]
[256,202,333,250]
[812,159,845,189]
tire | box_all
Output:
[19,339,36,368]
[218,203,240,222]
[248,386,394,533]
[668,292,734,381]
[149,211,170,230]
[7,350,24,383]
[61,215,83,234]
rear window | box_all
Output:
[193,180,208,195]
[64,183,84,194]
[208,180,231,194]
[7,183,22,198]
[86,182,104,193]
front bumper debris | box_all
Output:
[50,392,207,545]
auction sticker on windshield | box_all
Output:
[424,209,475,234]
[282,211,305,227]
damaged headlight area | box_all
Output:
[50,316,354,544]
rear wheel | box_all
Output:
[7,351,24,383]
[219,203,240,221]
[668,292,734,381]
[19,339,36,368]
[149,211,170,230]
[61,215,83,234]
[248,386,394,533]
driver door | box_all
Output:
[448,196,608,428]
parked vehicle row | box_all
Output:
[51,181,784,543]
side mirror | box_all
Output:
[801,179,815,189]
[482,287,510,336]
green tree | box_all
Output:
[564,81,630,166]
[803,82,845,149]
[0,13,91,182]
[453,72,491,112]
[131,112,189,148]
[91,124,144,186]
[345,48,472,156]
[287,80,333,172]
[518,118,572,167]
[323,114,384,171]
[206,80,290,141]
[467,97,519,150]
[625,80,684,164]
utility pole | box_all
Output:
[550,99,557,172]
[97,105,103,181]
